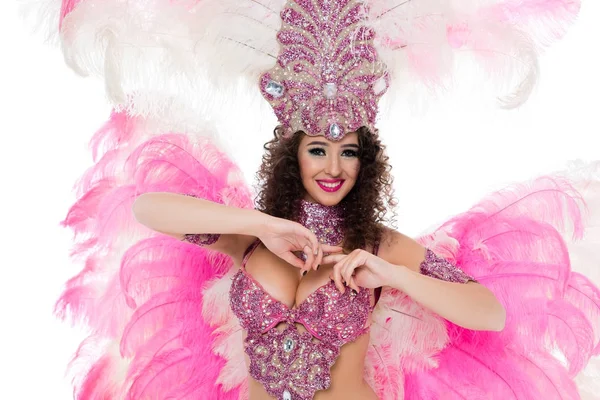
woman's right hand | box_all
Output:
[258,216,343,273]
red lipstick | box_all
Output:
[316,179,344,193]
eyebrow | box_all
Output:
[307,141,359,149]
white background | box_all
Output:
[1,1,599,399]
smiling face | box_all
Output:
[297,132,361,206]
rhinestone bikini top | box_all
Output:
[228,200,373,400]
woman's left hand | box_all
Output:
[322,249,393,293]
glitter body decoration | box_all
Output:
[420,248,478,283]
[260,0,389,141]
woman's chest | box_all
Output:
[241,244,376,308]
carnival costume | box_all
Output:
[32,0,600,398]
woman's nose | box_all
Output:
[325,155,342,176]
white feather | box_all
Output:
[20,0,578,130]
[202,268,248,391]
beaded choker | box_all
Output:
[296,200,345,246]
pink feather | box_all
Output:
[55,111,251,399]
[370,164,600,399]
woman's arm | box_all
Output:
[131,192,335,270]
[379,230,506,331]
[132,192,268,238]
[132,192,267,260]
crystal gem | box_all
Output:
[283,390,292,400]
[329,123,341,139]
[283,337,294,352]
[266,80,285,98]
[323,83,337,99]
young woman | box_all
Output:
[45,0,599,399]
[131,127,505,399]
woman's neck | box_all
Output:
[296,199,345,246]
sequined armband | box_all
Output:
[182,233,220,246]
[420,248,477,284]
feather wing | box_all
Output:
[367,162,600,399]
[54,111,252,399]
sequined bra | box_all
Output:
[229,239,373,400]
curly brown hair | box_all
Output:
[255,126,397,251]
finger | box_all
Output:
[303,245,314,273]
[321,254,347,265]
[314,244,323,270]
[341,253,361,289]
[332,259,347,293]
[281,253,306,270]
[350,276,360,292]
[322,244,344,254]
[341,261,355,290]
[340,251,363,291]
[342,271,359,293]
[344,271,360,292]
[305,231,320,256]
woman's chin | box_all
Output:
[310,192,345,206]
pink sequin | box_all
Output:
[297,199,344,245]
[420,248,478,283]
[182,232,219,246]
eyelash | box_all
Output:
[308,148,359,158]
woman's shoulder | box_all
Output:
[376,226,427,272]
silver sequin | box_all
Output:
[266,80,285,98]
[329,123,341,140]
[283,337,295,352]
[323,83,337,99]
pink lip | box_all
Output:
[316,179,344,193]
